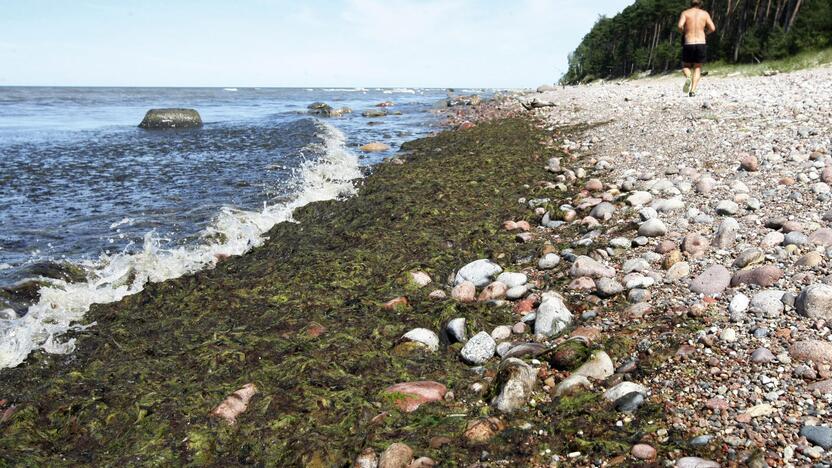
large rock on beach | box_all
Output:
[690,264,732,296]
[789,340,832,364]
[797,284,832,320]
[534,292,573,337]
[138,108,202,129]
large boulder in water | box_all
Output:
[138,108,202,129]
[308,102,351,117]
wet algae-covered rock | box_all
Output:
[138,108,202,129]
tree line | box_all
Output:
[562,0,832,83]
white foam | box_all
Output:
[0,122,362,369]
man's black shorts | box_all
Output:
[682,43,707,64]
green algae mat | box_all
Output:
[0,118,562,465]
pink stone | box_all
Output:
[790,340,832,364]
[730,265,783,287]
[585,179,603,191]
[452,281,476,302]
[383,381,447,413]
[740,154,759,171]
[211,383,258,425]
[478,281,507,301]
[631,443,657,460]
[682,232,710,258]
[705,397,730,411]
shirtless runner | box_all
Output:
[678,0,716,97]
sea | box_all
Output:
[0,86,480,369]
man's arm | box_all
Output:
[678,12,687,32]
[706,14,716,33]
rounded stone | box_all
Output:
[138,108,202,129]
[460,332,497,365]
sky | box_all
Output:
[0,0,633,88]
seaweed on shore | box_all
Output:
[0,118,570,465]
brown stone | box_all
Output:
[379,442,413,468]
[463,417,506,445]
[383,296,409,310]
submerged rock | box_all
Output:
[360,142,391,153]
[138,108,202,129]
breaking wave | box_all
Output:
[0,122,362,369]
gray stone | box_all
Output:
[506,285,529,300]
[751,347,775,363]
[614,392,645,412]
[750,290,785,317]
[455,259,502,287]
[538,253,561,270]
[623,258,650,273]
[638,218,667,237]
[800,425,832,449]
[503,342,547,360]
[603,381,647,402]
[714,217,740,249]
[796,284,832,320]
[732,248,764,269]
[784,231,808,247]
[626,191,652,206]
[534,293,573,337]
[569,256,615,278]
[651,197,686,213]
[460,332,496,365]
[716,200,739,215]
[689,264,732,296]
[590,202,615,219]
[491,358,537,413]
[595,278,624,297]
[496,272,527,288]
[138,108,203,129]
[554,374,591,396]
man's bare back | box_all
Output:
[678,7,716,44]
[678,0,716,96]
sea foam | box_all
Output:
[0,122,362,369]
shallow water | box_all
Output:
[0,86,485,368]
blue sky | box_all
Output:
[0,0,632,88]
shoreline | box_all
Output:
[4,64,830,465]
[2,111,610,465]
